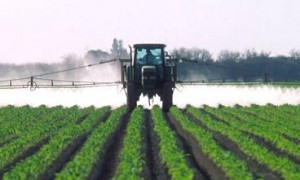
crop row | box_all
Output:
[0,106,104,172]
[0,106,48,139]
[113,106,145,179]
[56,105,126,179]
[203,106,300,159]
[151,106,194,179]
[170,106,253,179]
[3,106,110,179]
[0,105,299,179]
[1,113,57,170]
[247,106,300,133]
[187,106,300,179]
[244,104,300,125]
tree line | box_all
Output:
[172,48,300,83]
[1,38,300,83]
[0,38,129,80]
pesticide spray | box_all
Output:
[135,84,300,108]
[174,85,300,108]
[1,58,300,109]
[1,85,300,109]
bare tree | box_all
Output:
[172,47,212,62]
[290,49,300,60]
[217,50,241,62]
[242,49,258,60]
[110,38,129,59]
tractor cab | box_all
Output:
[124,43,175,112]
[134,44,165,66]
[133,44,166,90]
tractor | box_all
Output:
[120,44,176,112]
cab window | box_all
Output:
[136,48,163,65]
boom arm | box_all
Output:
[0,58,131,90]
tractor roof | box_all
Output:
[133,44,166,49]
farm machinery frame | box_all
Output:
[1,43,264,112]
[119,44,177,112]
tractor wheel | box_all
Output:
[162,83,173,112]
[127,83,137,112]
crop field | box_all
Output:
[0,104,300,179]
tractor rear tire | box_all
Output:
[127,83,137,112]
[162,83,173,112]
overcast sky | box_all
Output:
[0,0,300,63]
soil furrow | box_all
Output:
[243,131,300,165]
[144,109,168,179]
[206,108,300,164]
[91,111,112,127]
[240,110,273,123]
[282,134,300,144]
[89,112,130,180]
[199,109,230,126]
[0,137,50,178]
[0,136,18,148]
[186,111,281,180]
[40,134,88,180]
[164,112,208,180]
[39,110,111,179]
[167,113,225,180]
[41,111,111,179]
[239,110,300,145]
[75,113,89,124]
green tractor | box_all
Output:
[120,44,176,112]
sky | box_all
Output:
[0,0,300,64]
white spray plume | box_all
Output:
[173,85,300,108]
[0,87,126,108]
[1,56,300,108]
[1,85,300,109]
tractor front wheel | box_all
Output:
[162,83,173,112]
[127,83,137,112]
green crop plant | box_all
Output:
[0,107,75,170]
[113,106,145,179]
[205,106,300,158]
[187,106,300,179]
[151,106,194,179]
[55,106,126,179]
[170,106,253,180]
[240,106,300,133]
[2,107,110,179]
